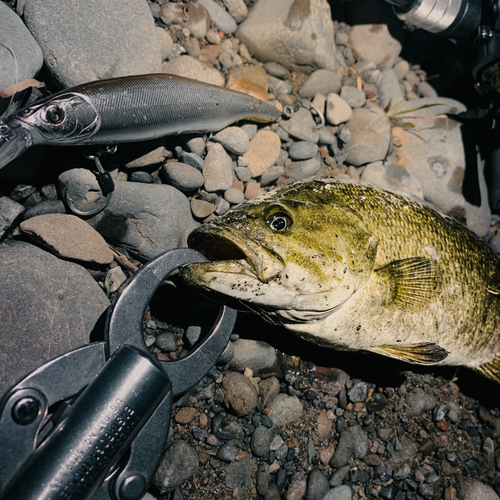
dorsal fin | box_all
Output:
[473,357,500,384]
[375,257,442,312]
[369,343,449,365]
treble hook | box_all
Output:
[64,145,117,216]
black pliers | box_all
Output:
[0,248,237,500]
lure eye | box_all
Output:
[45,105,64,124]
[266,212,292,232]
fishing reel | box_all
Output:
[383,0,500,210]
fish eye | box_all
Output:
[266,212,292,232]
[45,105,64,124]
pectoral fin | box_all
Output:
[473,357,500,384]
[369,342,449,365]
[375,257,441,312]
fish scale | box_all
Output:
[181,178,500,383]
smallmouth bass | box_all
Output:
[181,178,500,383]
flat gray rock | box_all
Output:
[0,241,109,395]
[59,169,198,260]
[23,0,161,87]
[236,0,336,74]
[0,196,25,239]
[0,2,43,117]
[279,107,320,143]
[298,70,341,99]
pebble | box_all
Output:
[326,93,353,125]
[20,214,114,264]
[288,141,319,161]
[156,27,174,61]
[224,188,245,205]
[251,425,270,457]
[190,198,216,219]
[155,332,178,353]
[306,469,330,500]
[225,455,254,490]
[343,105,391,166]
[339,86,366,108]
[217,443,240,462]
[234,166,252,182]
[288,157,322,181]
[0,197,24,239]
[323,485,352,500]
[298,70,342,99]
[153,440,199,495]
[279,107,320,143]
[378,68,405,110]
[236,0,336,74]
[349,24,402,70]
[286,473,307,500]
[260,166,285,187]
[222,372,258,416]
[203,143,233,192]
[198,0,237,35]
[129,171,154,184]
[259,377,280,406]
[226,66,269,101]
[229,339,279,377]
[243,130,281,177]
[23,0,161,87]
[330,430,354,468]
[405,387,437,416]
[268,394,303,427]
[161,162,204,192]
[263,61,290,79]
[162,55,225,86]
[180,151,204,171]
[222,0,248,23]
[213,127,250,155]
[245,182,261,200]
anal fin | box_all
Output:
[473,357,500,384]
[369,342,449,365]
[375,257,442,312]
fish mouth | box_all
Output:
[187,227,284,283]
[0,121,34,169]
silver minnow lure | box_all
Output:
[0,73,282,169]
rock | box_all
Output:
[279,107,320,143]
[183,3,211,39]
[348,381,368,402]
[122,144,170,170]
[191,198,216,219]
[264,61,290,79]
[23,0,161,88]
[229,339,281,377]
[461,480,500,500]
[378,68,405,110]
[217,443,240,462]
[349,24,402,70]
[288,157,322,181]
[260,166,285,186]
[329,465,350,487]
[213,127,250,155]
[287,472,307,500]
[405,387,437,417]
[323,485,352,500]
[156,26,174,61]
[343,105,391,166]
[223,0,248,23]
[288,141,319,161]
[306,469,330,500]
[330,430,354,468]
[360,161,423,199]
[251,425,271,457]
[0,197,24,239]
[59,170,197,260]
[226,66,269,101]
[161,162,204,192]
[225,455,255,490]
[162,55,225,86]
[259,377,281,406]
[0,241,109,395]
[349,425,368,458]
[222,372,258,416]
[243,130,281,177]
[326,93,353,125]
[269,76,293,97]
[395,98,490,235]
[236,0,336,74]
[268,393,303,427]
[340,86,366,109]
[203,143,234,192]
[0,2,43,117]
[155,332,178,352]
[20,214,114,265]
[153,440,199,495]
[198,0,237,34]
[224,188,245,205]
[186,137,206,158]
[235,166,253,182]
[299,70,342,99]
[388,435,418,467]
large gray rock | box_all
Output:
[0,2,43,117]
[58,169,198,260]
[236,0,336,74]
[0,241,109,395]
[394,98,490,236]
[343,104,391,166]
[23,0,161,88]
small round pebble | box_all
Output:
[288,141,319,161]
[251,425,270,457]
[161,162,204,191]
[191,198,216,218]
[224,187,245,205]
[155,332,178,352]
[216,443,240,462]
[235,166,252,182]
[213,126,250,155]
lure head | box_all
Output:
[0,92,100,169]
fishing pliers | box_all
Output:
[0,248,237,500]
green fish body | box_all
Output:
[181,178,500,382]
